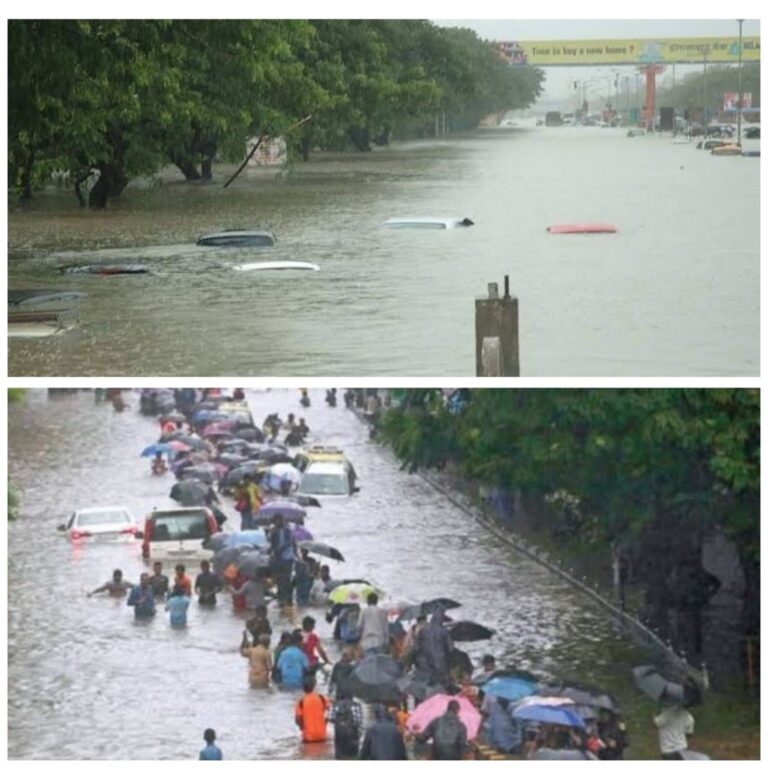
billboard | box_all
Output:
[498,37,760,66]
[723,92,753,111]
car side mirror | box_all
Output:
[57,524,67,532]
[134,531,144,540]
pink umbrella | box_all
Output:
[406,694,481,740]
[168,440,192,453]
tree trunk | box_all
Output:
[169,150,202,181]
[19,150,34,200]
[348,126,371,152]
[201,156,213,181]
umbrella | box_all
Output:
[163,433,207,450]
[232,427,263,442]
[221,466,265,488]
[202,429,236,440]
[170,479,210,506]
[324,578,372,593]
[346,654,403,704]
[140,442,174,457]
[256,501,307,522]
[216,452,247,468]
[632,666,684,704]
[236,551,272,578]
[513,704,586,729]
[181,467,216,484]
[489,668,539,684]
[537,682,619,713]
[168,440,193,453]
[447,620,495,642]
[264,463,302,482]
[212,544,259,572]
[329,583,380,605]
[398,598,462,622]
[298,540,345,562]
[290,523,314,542]
[407,694,482,740]
[191,410,222,424]
[482,676,539,702]
[203,532,233,552]
[397,670,446,701]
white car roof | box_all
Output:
[76,506,131,515]
[304,461,348,476]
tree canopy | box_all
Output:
[8,20,544,206]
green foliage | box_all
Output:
[380,389,760,564]
[8,20,543,200]
[656,62,760,114]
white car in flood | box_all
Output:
[298,460,359,498]
[59,506,139,542]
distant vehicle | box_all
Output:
[197,230,275,247]
[545,111,563,126]
[233,261,319,272]
[384,218,474,230]
[298,459,359,498]
[744,125,760,139]
[696,138,730,151]
[626,128,646,137]
[141,507,218,560]
[58,506,138,542]
[8,290,87,314]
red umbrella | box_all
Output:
[407,694,481,740]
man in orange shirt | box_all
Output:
[174,563,192,597]
[294,677,329,743]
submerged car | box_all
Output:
[298,459,359,498]
[58,506,139,542]
[141,506,218,560]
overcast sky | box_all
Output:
[436,19,761,103]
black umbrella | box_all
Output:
[212,544,259,573]
[236,551,272,578]
[447,620,495,642]
[170,479,210,506]
[217,439,251,452]
[346,654,404,704]
[298,540,345,562]
[538,682,620,713]
[181,465,218,484]
[163,410,187,423]
[397,670,446,701]
[163,433,207,450]
[253,505,306,525]
[632,666,685,704]
[221,464,267,488]
[232,427,264,442]
[398,597,462,622]
[216,452,247,468]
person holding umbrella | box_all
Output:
[414,608,453,687]
[357,592,390,657]
[415,699,469,760]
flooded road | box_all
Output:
[8,125,760,376]
[9,389,663,759]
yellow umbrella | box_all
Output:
[328,582,381,605]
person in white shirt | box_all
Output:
[357,592,389,655]
[654,702,694,759]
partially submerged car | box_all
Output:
[58,506,139,542]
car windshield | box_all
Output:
[299,472,349,496]
[151,512,209,541]
[77,509,130,526]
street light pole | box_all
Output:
[737,18,744,145]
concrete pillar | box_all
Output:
[475,276,520,376]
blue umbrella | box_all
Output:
[140,442,173,458]
[512,704,585,729]
[191,410,221,424]
[482,676,539,702]
[222,530,268,548]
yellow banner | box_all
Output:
[499,37,760,66]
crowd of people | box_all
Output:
[88,388,701,761]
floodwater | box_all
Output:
[9,388,662,760]
[7,124,760,376]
